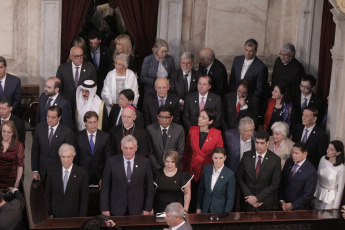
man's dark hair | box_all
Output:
[301,74,316,87]
[212,147,227,156]
[48,105,62,117]
[245,39,258,51]
[88,31,101,40]
[0,97,12,107]
[157,105,173,116]
[84,111,99,122]
[81,218,100,230]
[293,141,308,153]
[255,130,269,142]
[0,56,7,67]
[119,89,134,101]
[304,106,318,118]
[199,75,212,86]
[237,79,251,93]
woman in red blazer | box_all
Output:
[181,108,223,212]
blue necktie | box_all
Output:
[89,134,95,155]
[93,51,98,70]
[127,161,132,182]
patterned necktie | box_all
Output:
[75,67,80,87]
[184,74,189,93]
[302,129,309,143]
[0,80,3,97]
[255,155,262,179]
[63,170,69,193]
[301,98,308,111]
[48,127,54,146]
[236,102,241,117]
[126,161,132,182]
[200,96,205,111]
[45,98,53,114]
[162,129,167,147]
[160,99,164,106]
[93,51,98,70]
[291,163,299,178]
[89,134,95,155]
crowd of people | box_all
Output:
[0,1,345,229]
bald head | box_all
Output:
[122,107,136,129]
[69,46,84,66]
[199,48,215,68]
[155,77,170,98]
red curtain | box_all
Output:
[317,0,335,99]
[61,0,91,63]
[118,0,159,67]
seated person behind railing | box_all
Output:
[0,187,25,230]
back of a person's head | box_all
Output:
[82,219,100,230]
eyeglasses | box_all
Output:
[72,55,83,59]
[115,62,125,67]
[2,130,13,134]
[279,52,290,57]
[299,85,311,90]
[158,115,172,120]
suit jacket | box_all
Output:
[236,150,281,211]
[174,221,193,230]
[291,124,328,169]
[143,92,181,127]
[36,92,73,128]
[2,73,21,112]
[8,114,26,145]
[56,61,97,111]
[0,190,25,230]
[198,58,228,97]
[75,129,111,185]
[223,92,259,130]
[100,154,154,216]
[146,122,185,169]
[223,129,255,173]
[169,69,201,100]
[279,158,317,210]
[108,104,144,128]
[197,164,236,213]
[31,122,75,181]
[183,91,222,131]
[45,164,89,217]
[229,55,268,98]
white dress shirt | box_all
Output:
[211,165,224,191]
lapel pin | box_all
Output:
[170,102,172,104]
[74,175,76,178]
[55,135,58,138]
[265,157,268,160]
[194,101,197,103]
[313,131,315,134]
[210,72,212,75]
[135,165,138,167]
[83,69,86,72]
[174,181,176,183]
[253,156,255,158]
[221,176,223,178]
[168,135,171,138]
[193,79,195,81]
[209,98,211,101]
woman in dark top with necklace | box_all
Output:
[181,108,223,212]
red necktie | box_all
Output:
[236,102,241,117]
[255,155,262,179]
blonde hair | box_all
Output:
[114,34,134,57]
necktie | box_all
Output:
[63,170,69,193]
[236,102,241,117]
[48,127,54,146]
[75,67,80,87]
[302,129,309,143]
[301,97,307,111]
[93,51,98,70]
[255,155,262,179]
[184,74,189,93]
[162,128,167,147]
[291,163,299,178]
[89,134,95,155]
[200,96,205,111]
[203,68,208,75]
[126,161,132,182]
[0,80,3,97]
[160,99,164,106]
[45,98,53,114]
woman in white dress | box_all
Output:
[314,140,345,210]
[101,53,139,114]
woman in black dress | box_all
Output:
[153,149,193,214]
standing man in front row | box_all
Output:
[45,144,89,217]
[236,130,281,211]
[100,135,154,216]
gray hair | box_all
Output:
[114,53,129,69]
[238,117,255,131]
[271,121,289,137]
[121,135,138,147]
[58,143,76,156]
[152,39,169,54]
[280,43,296,58]
[165,202,184,219]
[180,52,194,62]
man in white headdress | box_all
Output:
[76,80,109,132]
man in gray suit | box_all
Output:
[146,105,185,170]
[164,202,193,230]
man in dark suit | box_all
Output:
[279,142,317,211]
[31,105,75,182]
[198,48,228,97]
[291,106,328,169]
[183,75,222,130]
[291,74,325,126]
[56,46,97,115]
[224,117,255,173]
[0,187,25,230]
[164,202,193,230]
[100,135,154,216]
[0,97,25,144]
[236,130,281,211]
[143,77,180,127]
[224,79,259,130]
[45,143,89,217]
[169,52,202,109]
[229,39,268,99]
[36,77,73,128]
[87,31,113,96]
[109,89,144,128]
[146,105,185,170]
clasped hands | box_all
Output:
[245,195,263,208]
[280,201,293,211]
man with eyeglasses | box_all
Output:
[271,43,305,98]
[146,105,185,170]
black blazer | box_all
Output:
[45,164,89,217]
[229,55,268,98]
[291,124,328,169]
[100,154,154,216]
[142,92,180,127]
[3,73,21,112]
[198,58,228,97]
[36,92,73,128]
[9,114,26,145]
[108,104,144,129]
[279,158,317,210]
[169,69,201,100]
[183,91,222,130]
[31,122,75,181]
[236,150,281,211]
[75,129,111,185]
[223,92,259,130]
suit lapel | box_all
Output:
[192,93,200,113]
[306,126,317,144]
[65,166,78,194]
[204,94,213,108]
[257,152,270,179]
[233,131,241,165]
[249,151,257,180]
[155,123,165,151]
[235,56,245,82]
[244,57,257,78]
[213,168,227,192]
[190,70,197,92]
[84,130,93,157]
[165,124,174,148]
[129,157,140,186]
[49,124,62,150]
[118,155,128,184]
[205,167,212,191]
[166,94,174,107]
